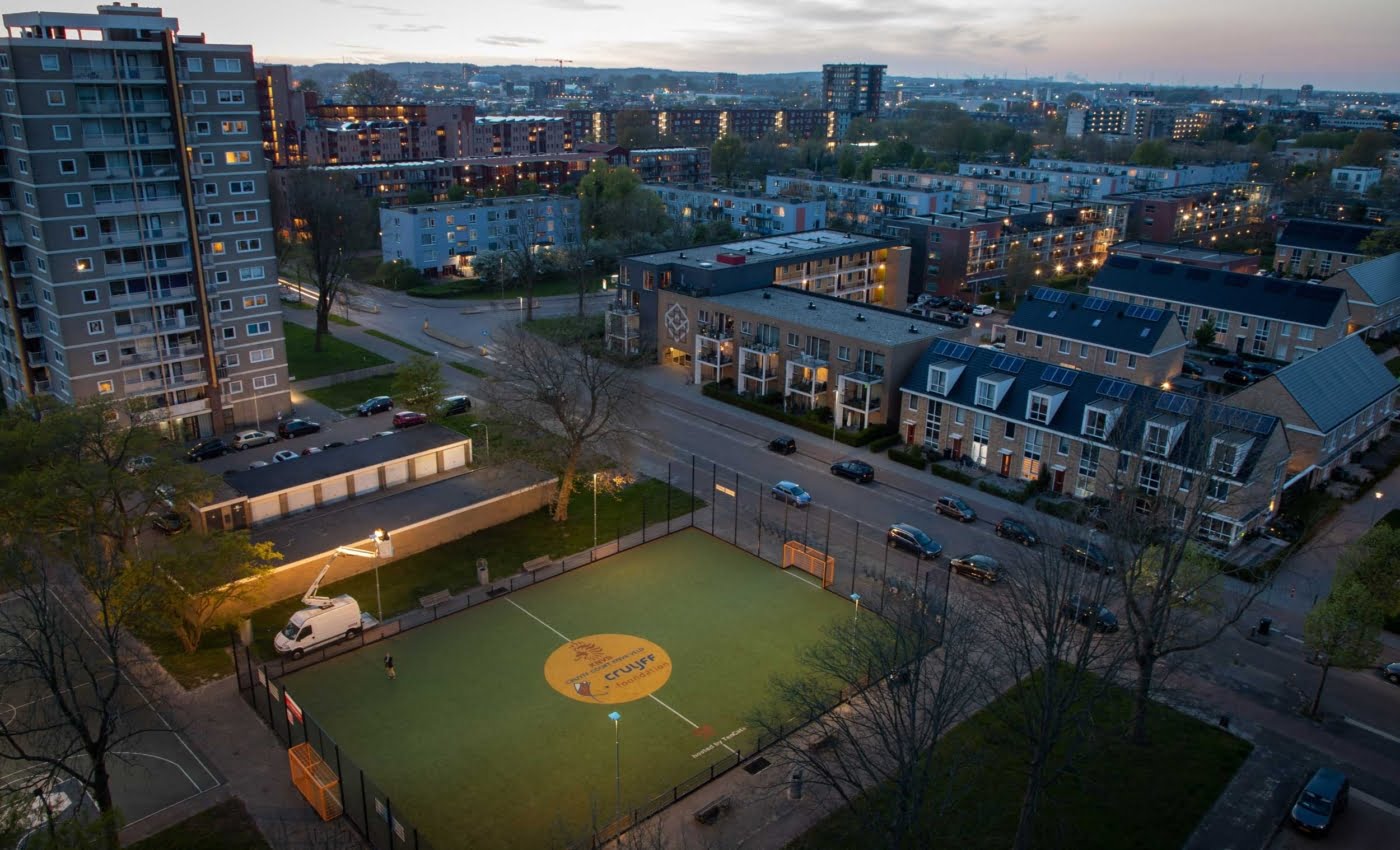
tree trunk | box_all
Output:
[314,301,330,352]
[552,449,581,522]
[1012,757,1045,850]
[578,272,586,317]
[91,758,120,850]
[1309,662,1331,718]
[525,272,536,323]
[1131,652,1156,745]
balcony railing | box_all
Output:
[697,351,733,366]
[83,132,175,148]
[72,65,167,82]
[103,256,193,276]
[695,323,732,340]
[788,380,829,394]
[20,320,41,338]
[26,350,47,368]
[100,228,188,246]
[841,393,881,409]
[9,261,31,276]
[110,286,198,308]
[93,196,183,215]
[741,366,777,380]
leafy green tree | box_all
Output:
[446,183,469,202]
[1250,127,1276,156]
[1358,225,1400,257]
[1193,322,1217,349]
[614,109,660,148]
[1339,130,1391,167]
[1338,525,1400,619]
[405,187,433,205]
[837,145,858,179]
[296,77,321,94]
[155,533,280,654]
[393,354,447,415]
[342,68,399,103]
[577,163,670,246]
[376,259,424,292]
[1304,575,1384,717]
[1130,140,1174,167]
[711,136,745,187]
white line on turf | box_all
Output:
[781,570,822,590]
[505,597,739,754]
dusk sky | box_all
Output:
[27,0,1400,91]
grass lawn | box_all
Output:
[281,528,843,850]
[525,314,605,345]
[128,798,269,850]
[406,272,601,301]
[138,626,236,689]
[250,478,699,649]
[282,297,359,326]
[283,323,390,381]
[365,328,433,357]
[302,374,397,412]
[447,360,487,377]
[789,674,1252,850]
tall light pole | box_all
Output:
[608,710,622,819]
[850,592,861,621]
[469,422,490,466]
[593,471,601,547]
[1371,490,1385,526]
[518,295,525,325]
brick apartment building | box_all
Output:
[764,175,957,231]
[379,196,581,273]
[1322,252,1400,337]
[1274,218,1381,279]
[1109,183,1272,247]
[642,185,826,238]
[1109,241,1261,274]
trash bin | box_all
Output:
[1257,617,1272,637]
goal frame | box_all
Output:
[782,540,835,588]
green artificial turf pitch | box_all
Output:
[282,528,851,850]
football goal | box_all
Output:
[289,742,343,822]
[783,540,835,588]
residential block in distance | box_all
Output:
[642,185,826,238]
[379,196,581,274]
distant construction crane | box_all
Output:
[535,58,574,71]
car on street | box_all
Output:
[935,495,977,522]
[945,299,970,313]
[1062,596,1119,632]
[1221,368,1255,387]
[770,480,811,507]
[124,454,156,474]
[231,430,277,450]
[277,418,321,439]
[768,435,797,455]
[1288,767,1349,836]
[1382,661,1400,684]
[151,510,188,535]
[830,459,875,483]
[300,446,323,456]
[970,304,995,316]
[1246,362,1278,378]
[1208,353,1244,369]
[1180,359,1205,377]
[248,460,269,470]
[949,553,1002,584]
[994,517,1040,546]
[186,438,230,462]
[271,450,299,463]
[886,523,942,559]
[322,441,347,451]
[1061,537,1115,573]
[921,294,951,308]
[357,396,394,416]
[440,395,471,416]
[392,411,428,429]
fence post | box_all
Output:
[386,797,394,850]
[755,476,762,553]
[850,519,860,595]
[880,543,890,610]
[264,675,276,731]
[711,461,718,535]
[691,455,696,522]
[666,462,673,534]
[360,769,369,844]
[642,501,647,543]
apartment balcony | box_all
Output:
[93,196,184,216]
[26,350,47,368]
[91,165,181,182]
[100,227,188,247]
[83,132,175,149]
[9,260,31,277]
[77,99,171,115]
[20,320,41,339]
[119,341,205,366]
[125,370,208,395]
[2,221,22,243]
[695,322,732,341]
[695,344,733,368]
[72,65,168,82]
[109,285,197,308]
[104,256,193,277]
[136,397,211,423]
[840,391,881,410]
[0,198,15,213]
[32,379,52,395]
[15,289,34,308]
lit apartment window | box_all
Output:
[225,151,251,165]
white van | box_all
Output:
[274,595,364,659]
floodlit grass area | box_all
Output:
[525,314,605,345]
[301,374,396,412]
[283,323,390,381]
[250,478,699,648]
[137,626,235,689]
[280,528,844,850]
[128,798,270,850]
[788,673,1252,850]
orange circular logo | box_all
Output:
[544,634,672,704]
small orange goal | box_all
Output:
[289,742,344,821]
[782,540,835,588]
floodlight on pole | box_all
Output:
[850,592,861,621]
[608,710,622,819]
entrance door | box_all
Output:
[905,422,916,445]
[950,436,963,460]
[999,453,1012,477]
[1052,468,1066,493]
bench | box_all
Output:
[692,795,731,826]
[522,556,556,573]
[418,590,451,609]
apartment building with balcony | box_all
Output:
[763,175,956,231]
[662,286,948,429]
[471,115,569,157]
[957,159,1249,201]
[379,196,580,273]
[1088,256,1350,362]
[1274,219,1381,279]
[1322,252,1400,337]
[822,64,885,118]
[1065,105,1209,141]
[1003,287,1187,386]
[625,147,710,185]
[641,185,825,238]
[872,168,1051,208]
[1109,183,1272,247]
[1109,240,1260,274]
[558,108,847,146]
[898,340,1289,547]
[606,230,910,359]
[0,4,288,439]
[304,152,603,207]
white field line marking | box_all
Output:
[0,673,116,716]
[1343,715,1400,747]
[110,749,201,793]
[1353,788,1400,818]
[45,589,220,789]
[781,569,822,590]
[505,597,738,754]
[1283,633,1304,644]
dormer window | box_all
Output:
[1026,387,1067,424]
[1142,416,1186,458]
[1082,402,1121,440]
[975,374,1013,410]
[927,362,963,396]
[1210,434,1254,477]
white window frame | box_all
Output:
[242,293,268,309]
[52,124,71,141]
[190,89,207,105]
[86,319,103,335]
[216,90,245,105]
[225,380,243,395]
[229,179,255,195]
[92,350,109,366]
[45,90,65,106]
[251,374,277,390]
[40,54,60,71]
[213,58,242,73]
[249,347,274,363]
[245,321,271,336]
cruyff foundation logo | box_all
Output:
[544,634,672,704]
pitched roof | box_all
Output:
[1266,335,1397,433]
[1007,287,1182,355]
[1091,255,1346,327]
[1337,252,1400,306]
[1276,219,1381,254]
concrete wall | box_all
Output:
[225,477,556,616]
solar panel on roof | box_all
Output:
[1083,297,1113,312]
[1032,287,1068,304]
[1095,377,1136,400]
[1040,365,1078,387]
[989,353,1026,374]
[932,339,975,361]
[1124,304,1163,322]
[1155,393,1195,415]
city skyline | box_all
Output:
[12,0,1399,92]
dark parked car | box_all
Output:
[1246,362,1278,378]
[1061,538,1115,573]
[1266,515,1303,542]
[1180,359,1205,377]
[768,435,797,455]
[949,554,1002,584]
[357,396,394,416]
[887,523,942,559]
[277,418,321,439]
[152,510,188,535]
[322,441,347,451]
[935,495,976,522]
[945,299,970,313]
[830,459,875,483]
[392,410,427,429]
[186,438,230,462]
[440,395,471,416]
[1208,353,1244,369]
[1062,596,1119,632]
[994,517,1040,546]
[1289,767,1349,836]
[1381,661,1400,685]
[1221,368,1255,387]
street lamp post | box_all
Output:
[850,592,861,620]
[608,711,622,819]
[469,422,490,466]
[1371,490,1385,526]
[518,295,525,325]
[593,471,601,547]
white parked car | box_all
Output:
[971,304,995,317]
[271,449,299,463]
[231,429,277,450]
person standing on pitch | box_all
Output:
[384,653,396,680]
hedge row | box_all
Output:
[928,463,975,486]
[868,433,903,453]
[977,479,1037,504]
[887,446,927,470]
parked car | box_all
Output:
[440,395,471,416]
[1246,362,1278,378]
[770,481,811,507]
[924,294,951,308]
[231,430,277,450]
[970,304,995,317]
[1208,353,1244,369]
[768,435,797,455]
[1061,538,1115,573]
[935,495,977,522]
[322,441,347,451]
[830,459,875,483]
[277,418,321,439]
[886,523,942,559]
[271,449,299,463]
[994,517,1040,546]
[186,438,230,462]
[248,460,269,470]
[1288,767,1349,836]
[1180,359,1205,377]
[124,454,156,474]
[949,553,1002,584]
[300,446,323,457]
[1063,596,1119,632]
[151,510,188,535]
[1221,368,1255,387]
[357,396,394,416]
[945,299,970,313]
[1381,661,1400,685]
[392,411,428,429]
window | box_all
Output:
[53,124,71,141]
[216,90,245,105]
[1034,333,1043,348]
[250,347,274,363]
[786,332,799,347]
[75,257,92,273]
[9,124,20,140]
[1057,339,1070,355]
[1214,312,1229,334]
[1179,470,1194,492]
[202,182,218,197]
[1138,460,1162,495]
[1281,323,1291,337]
[1117,452,1131,473]
[907,394,918,411]
[0,54,7,70]
[231,208,258,223]
[45,90,65,106]
[1083,408,1109,440]
[975,379,998,408]
[923,402,942,447]
[213,58,242,73]
[223,353,240,367]
[1144,423,1171,456]
[1239,315,1249,328]
[218,298,233,312]
[1298,326,1315,342]
[245,321,271,336]
[55,157,77,175]
[190,90,207,104]
[1057,435,1070,456]
[40,54,60,71]
[96,380,114,395]
[838,345,851,361]
[252,374,277,390]
[81,288,99,303]
[70,225,88,240]
[221,120,249,135]
[2,90,11,106]
[225,150,251,165]
[739,321,751,335]
[36,258,47,272]
[225,380,243,395]
[185,57,204,72]
[199,151,215,166]
[195,120,211,135]
[1014,329,1027,344]
[23,191,34,208]
[1104,350,1118,365]
[234,238,261,253]
[239,266,266,281]
[64,192,82,208]
[86,319,103,335]
[210,241,226,255]
[206,212,223,227]
[92,351,109,366]
[1079,343,1088,359]
[242,294,268,309]
[1206,478,1229,501]
[222,326,236,340]
[229,180,255,195]
[1005,421,1017,439]
[1027,393,1051,424]
[1022,428,1044,480]
[213,270,230,284]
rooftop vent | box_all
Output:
[678,252,686,259]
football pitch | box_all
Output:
[282,528,853,850]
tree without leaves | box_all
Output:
[284,169,377,351]
[392,354,447,416]
[341,68,398,104]
[556,240,604,317]
[1304,574,1383,717]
